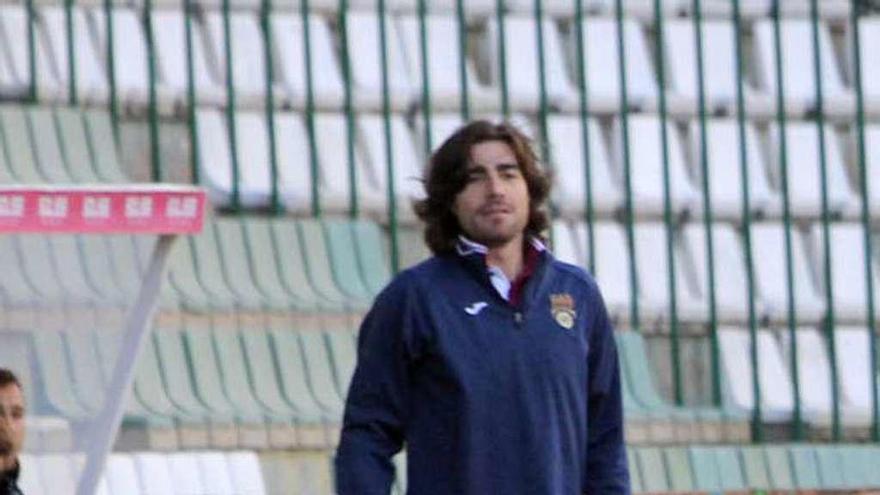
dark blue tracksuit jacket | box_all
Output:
[335,245,630,494]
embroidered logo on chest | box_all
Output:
[550,293,577,330]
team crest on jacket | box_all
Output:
[550,293,576,330]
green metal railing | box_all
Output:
[21,0,880,444]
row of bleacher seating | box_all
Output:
[553,220,880,326]
[2,6,880,119]
[16,443,880,494]
[1,104,879,223]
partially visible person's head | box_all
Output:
[0,369,25,466]
[414,120,551,254]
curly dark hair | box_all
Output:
[414,120,551,255]
[0,368,21,390]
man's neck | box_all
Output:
[0,455,16,474]
[485,235,525,281]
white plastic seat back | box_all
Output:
[357,114,424,220]
[152,10,223,104]
[226,451,268,495]
[549,115,621,218]
[38,453,78,494]
[811,223,880,323]
[204,12,267,106]
[133,452,176,495]
[665,20,738,112]
[415,113,464,154]
[634,223,705,322]
[346,12,413,111]
[857,18,880,110]
[275,112,313,212]
[767,122,858,218]
[615,115,700,215]
[91,9,149,104]
[591,222,631,319]
[106,454,142,495]
[691,119,779,219]
[167,453,206,494]
[198,451,236,495]
[234,112,273,207]
[41,7,107,102]
[864,125,880,214]
[314,112,376,214]
[397,14,495,112]
[196,108,233,205]
[18,454,44,495]
[683,223,750,323]
[551,220,580,266]
[1,6,60,99]
[271,14,344,110]
[754,19,852,114]
[577,18,656,111]
[833,327,877,413]
[782,328,836,424]
[484,16,576,111]
[751,223,825,323]
[719,327,794,420]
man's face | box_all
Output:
[0,383,25,461]
[453,140,530,249]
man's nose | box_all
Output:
[486,174,505,196]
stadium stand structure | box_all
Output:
[0,0,880,492]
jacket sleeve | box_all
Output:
[583,283,631,494]
[335,277,417,495]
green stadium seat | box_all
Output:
[82,109,129,182]
[763,445,796,491]
[838,445,871,490]
[662,447,694,492]
[258,451,333,495]
[243,218,324,311]
[153,326,239,448]
[688,445,721,492]
[626,449,642,494]
[27,107,73,183]
[298,330,346,421]
[739,445,771,491]
[188,221,258,310]
[351,220,392,297]
[814,445,847,490]
[212,326,297,448]
[30,330,92,421]
[789,444,821,490]
[714,446,747,491]
[0,106,45,182]
[325,329,357,397]
[397,226,431,269]
[54,107,100,183]
[298,219,369,311]
[183,324,269,449]
[322,219,374,303]
[635,447,669,493]
[267,325,335,448]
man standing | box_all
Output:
[0,368,25,495]
[335,121,629,494]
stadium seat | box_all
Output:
[345,12,414,111]
[298,219,370,312]
[41,7,109,104]
[663,446,695,492]
[17,454,43,495]
[481,16,577,112]
[754,19,855,120]
[226,450,268,495]
[325,329,358,398]
[0,6,60,101]
[588,222,633,321]
[719,327,797,422]
[152,10,225,106]
[322,219,375,304]
[104,454,141,494]
[689,119,781,220]
[82,109,130,182]
[750,223,826,324]
[396,14,496,113]
[298,329,346,424]
[203,11,274,108]
[810,223,880,323]
[350,220,392,297]
[856,18,880,117]
[271,14,345,110]
[832,327,880,426]
[614,115,701,217]
[357,114,425,221]
[272,112,314,213]
[258,450,333,495]
[37,453,78,494]
[763,445,796,490]
[767,122,860,220]
[688,446,723,492]
[782,327,874,427]
[626,449,643,493]
[28,107,76,183]
[664,20,773,117]
[550,220,579,266]
[55,108,103,183]
[167,452,207,493]
[682,223,751,324]
[739,445,772,491]
[635,447,670,493]
[0,106,46,183]
[789,444,822,490]
[133,452,176,494]
[573,17,657,114]
[548,116,622,219]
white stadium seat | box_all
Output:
[271,14,345,110]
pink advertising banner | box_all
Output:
[0,185,206,233]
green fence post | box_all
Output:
[769,0,803,442]
[732,0,762,442]
[67,0,78,105]
[456,0,470,120]
[495,0,509,119]
[144,0,162,181]
[377,0,400,273]
[221,0,241,211]
[26,0,36,102]
[849,0,880,442]
[808,0,841,442]
[692,0,722,408]
[337,0,354,219]
[574,0,595,273]
[534,0,551,169]
[417,0,433,155]
[261,0,280,212]
[184,0,199,184]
